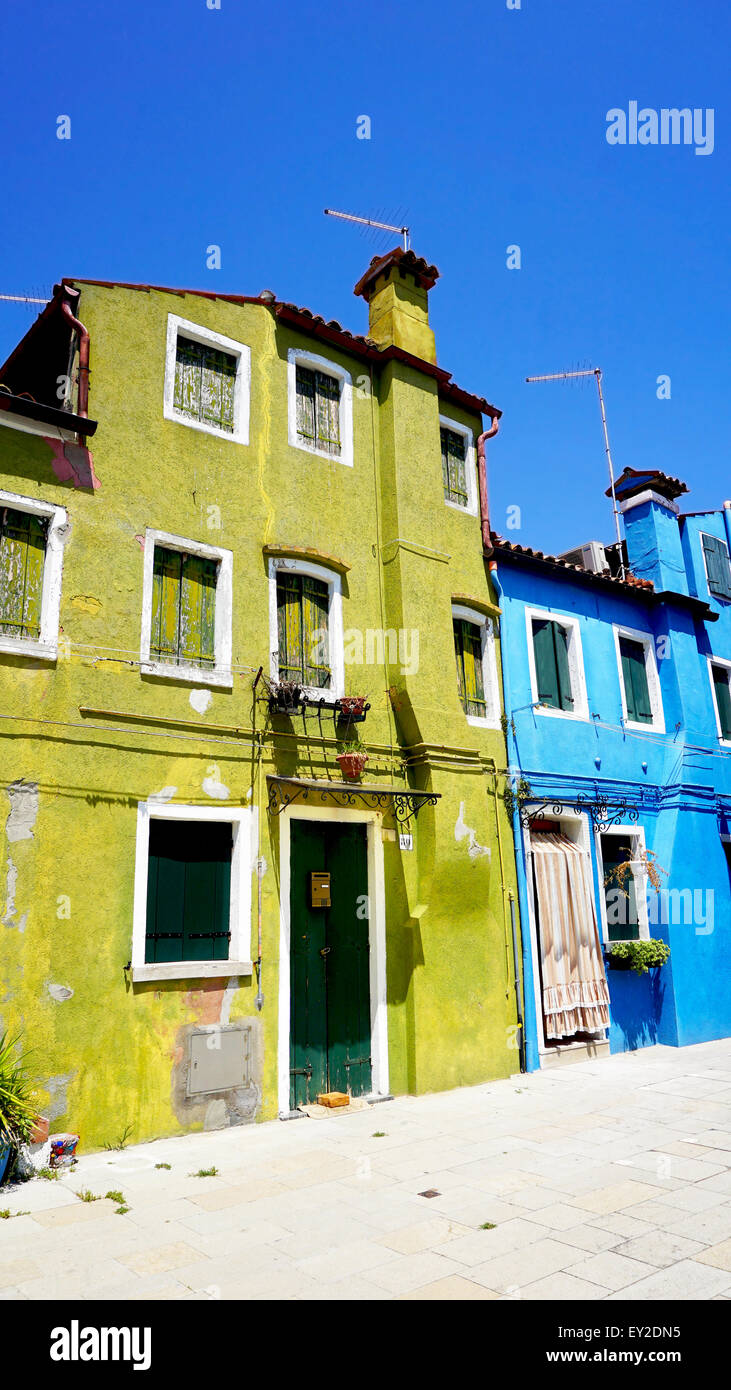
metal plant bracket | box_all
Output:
[267,775,439,824]
[522,795,640,833]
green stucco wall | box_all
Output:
[0,279,521,1149]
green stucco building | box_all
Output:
[0,248,522,1147]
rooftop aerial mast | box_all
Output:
[324,208,410,252]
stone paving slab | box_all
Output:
[3,1039,731,1300]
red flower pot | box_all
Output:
[338,696,368,720]
[336,752,368,781]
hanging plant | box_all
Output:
[608,940,671,975]
[337,695,370,724]
[504,776,532,820]
[336,736,369,781]
[268,679,304,714]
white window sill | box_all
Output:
[466,714,501,730]
[445,498,478,517]
[0,637,57,662]
[140,660,233,689]
[132,960,253,983]
[533,704,589,722]
[291,438,351,468]
[163,406,247,447]
[623,719,665,735]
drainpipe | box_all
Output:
[509,892,525,1073]
[489,558,539,1072]
[57,285,90,418]
[723,502,731,561]
[477,414,499,555]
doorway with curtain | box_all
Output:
[529,824,610,1047]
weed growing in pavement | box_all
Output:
[191,1167,219,1178]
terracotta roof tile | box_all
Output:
[490,533,655,592]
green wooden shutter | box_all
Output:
[315,371,341,455]
[277,572,304,682]
[441,428,467,506]
[553,622,574,710]
[713,665,731,740]
[703,534,731,600]
[619,636,652,723]
[151,547,216,669]
[532,619,560,707]
[0,508,46,641]
[179,555,217,668]
[295,366,316,446]
[145,820,232,964]
[453,619,485,716]
[174,337,236,432]
[174,337,202,420]
[302,576,331,688]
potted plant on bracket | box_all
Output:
[336,736,369,782]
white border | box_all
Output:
[700,529,731,605]
[268,555,344,704]
[0,489,67,662]
[612,623,665,733]
[131,800,256,982]
[286,348,353,467]
[594,822,650,944]
[707,654,731,747]
[140,528,233,688]
[439,415,477,516]
[163,313,251,445]
[276,804,388,1116]
[452,603,501,729]
[620,488,679,516]
[525,606,589,721]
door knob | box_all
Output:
[319,946,331,957]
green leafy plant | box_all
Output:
[480,1221,497,1230]
[76,1188,101,1203]
[105,1189,125,1204]
[371,1131,386,1139]
[191,1166,218,1178]
[0,1032,37,1149]
[155,1162,171,1171]
[608,939,671,975]
[37,1166,58,1181]
[103,1123,133,1152]
[503,777,532,820]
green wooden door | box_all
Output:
[289,821,371,1109]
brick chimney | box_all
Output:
[353,248,439,364]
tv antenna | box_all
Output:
[525,367,625,580]
[324,207,410,252]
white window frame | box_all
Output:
[163,314,251,445]
[439,415,477,516]
[131,801,255,983]
[595,822,651,945]
[0,489,67,662]
[287,348,353,468]
[707,654,731,747]
[524,606,589,721]
[612,623,665,733]
[700,530,731,604]
[452,603,501,729]
[140,528,233,688]
[268,555,344,704]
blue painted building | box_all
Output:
[490,468,731,1071]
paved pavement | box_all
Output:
[3,1039,731,1301]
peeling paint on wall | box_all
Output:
[149,786,177,803]
[202,775,229,800]
[189,689,212,714]
[47,983,74,1003]
[71,595,102,615]
[44,438,100,490]
[455,802,491,860]
[2,858,18,926]
[5,781,39,842]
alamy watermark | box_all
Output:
[606,103,714,156]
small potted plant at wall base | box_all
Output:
[0,1032,37,1185]
[336,737,369,782]
[607,940,671,975]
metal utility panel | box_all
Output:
[187,1026,251,1097]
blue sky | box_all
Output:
[1,0,728,553]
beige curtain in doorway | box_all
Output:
[530,832,610,1040]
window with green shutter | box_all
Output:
[454,618,486,717]
[702,534,731,601]
[619,635,653,724]
[145,819,232,964]
[441,427,468,507]
[0,507,47,641]
[173,334,237,433]
[712,664,731,740]
[531,618,574,711]
[295,365,341,455]
[276,572,331,688]
[150,547,217,669]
